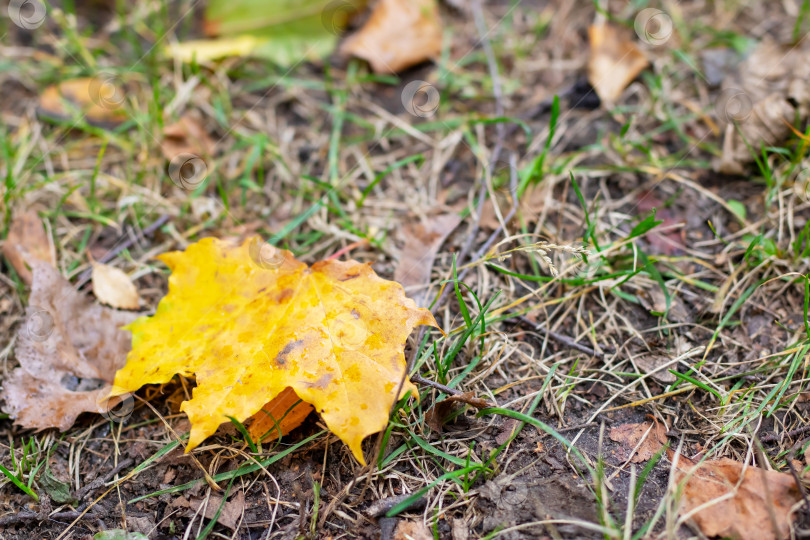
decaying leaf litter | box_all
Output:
[3,1,810,539]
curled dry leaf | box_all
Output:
[715,39,810,173]
[110,237,438,464]
[633,354,677,384]
[609,419,668,463]
[674,455,801,540]
[341,0,442,74]
[161,114,217,160]
[394,213,461,307]
[587,22,649,105]
[1,261,138,430]
[393,521,433,540]
[92,262,141,310]
[38,77,127,127]
[173,491,245,530]
[2,209,53,285]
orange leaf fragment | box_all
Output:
[110,237,438,464]
[38,77,127,127]
[247,387,314,443]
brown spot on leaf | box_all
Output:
[275,288,294,303]
[274,340,303,366]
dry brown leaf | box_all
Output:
[188,491,245,530]
[38,77,127,127]
[633,354,677,384]
[341,0,442,74]
[92,262,141,310]
[161,114,216,160]
[394,213,460,307]
[715,39,810,173]
[609,420,667,463]
[2,209,53,285]
[587,23,649,105]
[394,520,432,540]
[674,455,801,540]
[0,260,138,430]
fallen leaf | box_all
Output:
[674,455,801,540]
[609,419,667,463]
[167,0,364,65]
[341,0,442,74]
[246,387,314,442]
[187,490,245,530]
[110,237,438,464]
[38,77,127,127]
[714,39,810,173]
[587,22,649,105]
[633,354,677,384]
[394,213,460,307]
[2,209,53,285]
[425,399,456,433]
[92,262,141,310]
[393,520,432,540]
[1,261,138,430]
[94,531,148,540]
[161,114,216,161]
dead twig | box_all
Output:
[515,315,609,358]
[75,214,170,286]
[411,374,493,408]
[75,457,134,501]
[760,424,810,443]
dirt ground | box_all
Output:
[3,0,810,539]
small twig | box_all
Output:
[787,458,810,507]
[365,492,426,518]
[556,421,599,433]
[516,315,608,358]
[411,374,463,397]
[0,506,97,527]
[75,457,134,501]
[76,214,170,286]
[411,374,492,408]
[760,424,810,443]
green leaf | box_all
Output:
[629,210,663,239]
[727,199,747,221]
[94,531,148,540]
[40,468,77,505]
[167,0,366,66]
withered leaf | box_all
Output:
[91,262,141,310]
[38,77,127,127]
[341,0,442,74]
[1,261,137,430]
[2,209,53,285]
[674,455,801,540]
[609,420,668,463]
[394,213,460,308]
[587,22,649,105]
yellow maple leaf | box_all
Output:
[110,237,437,464]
